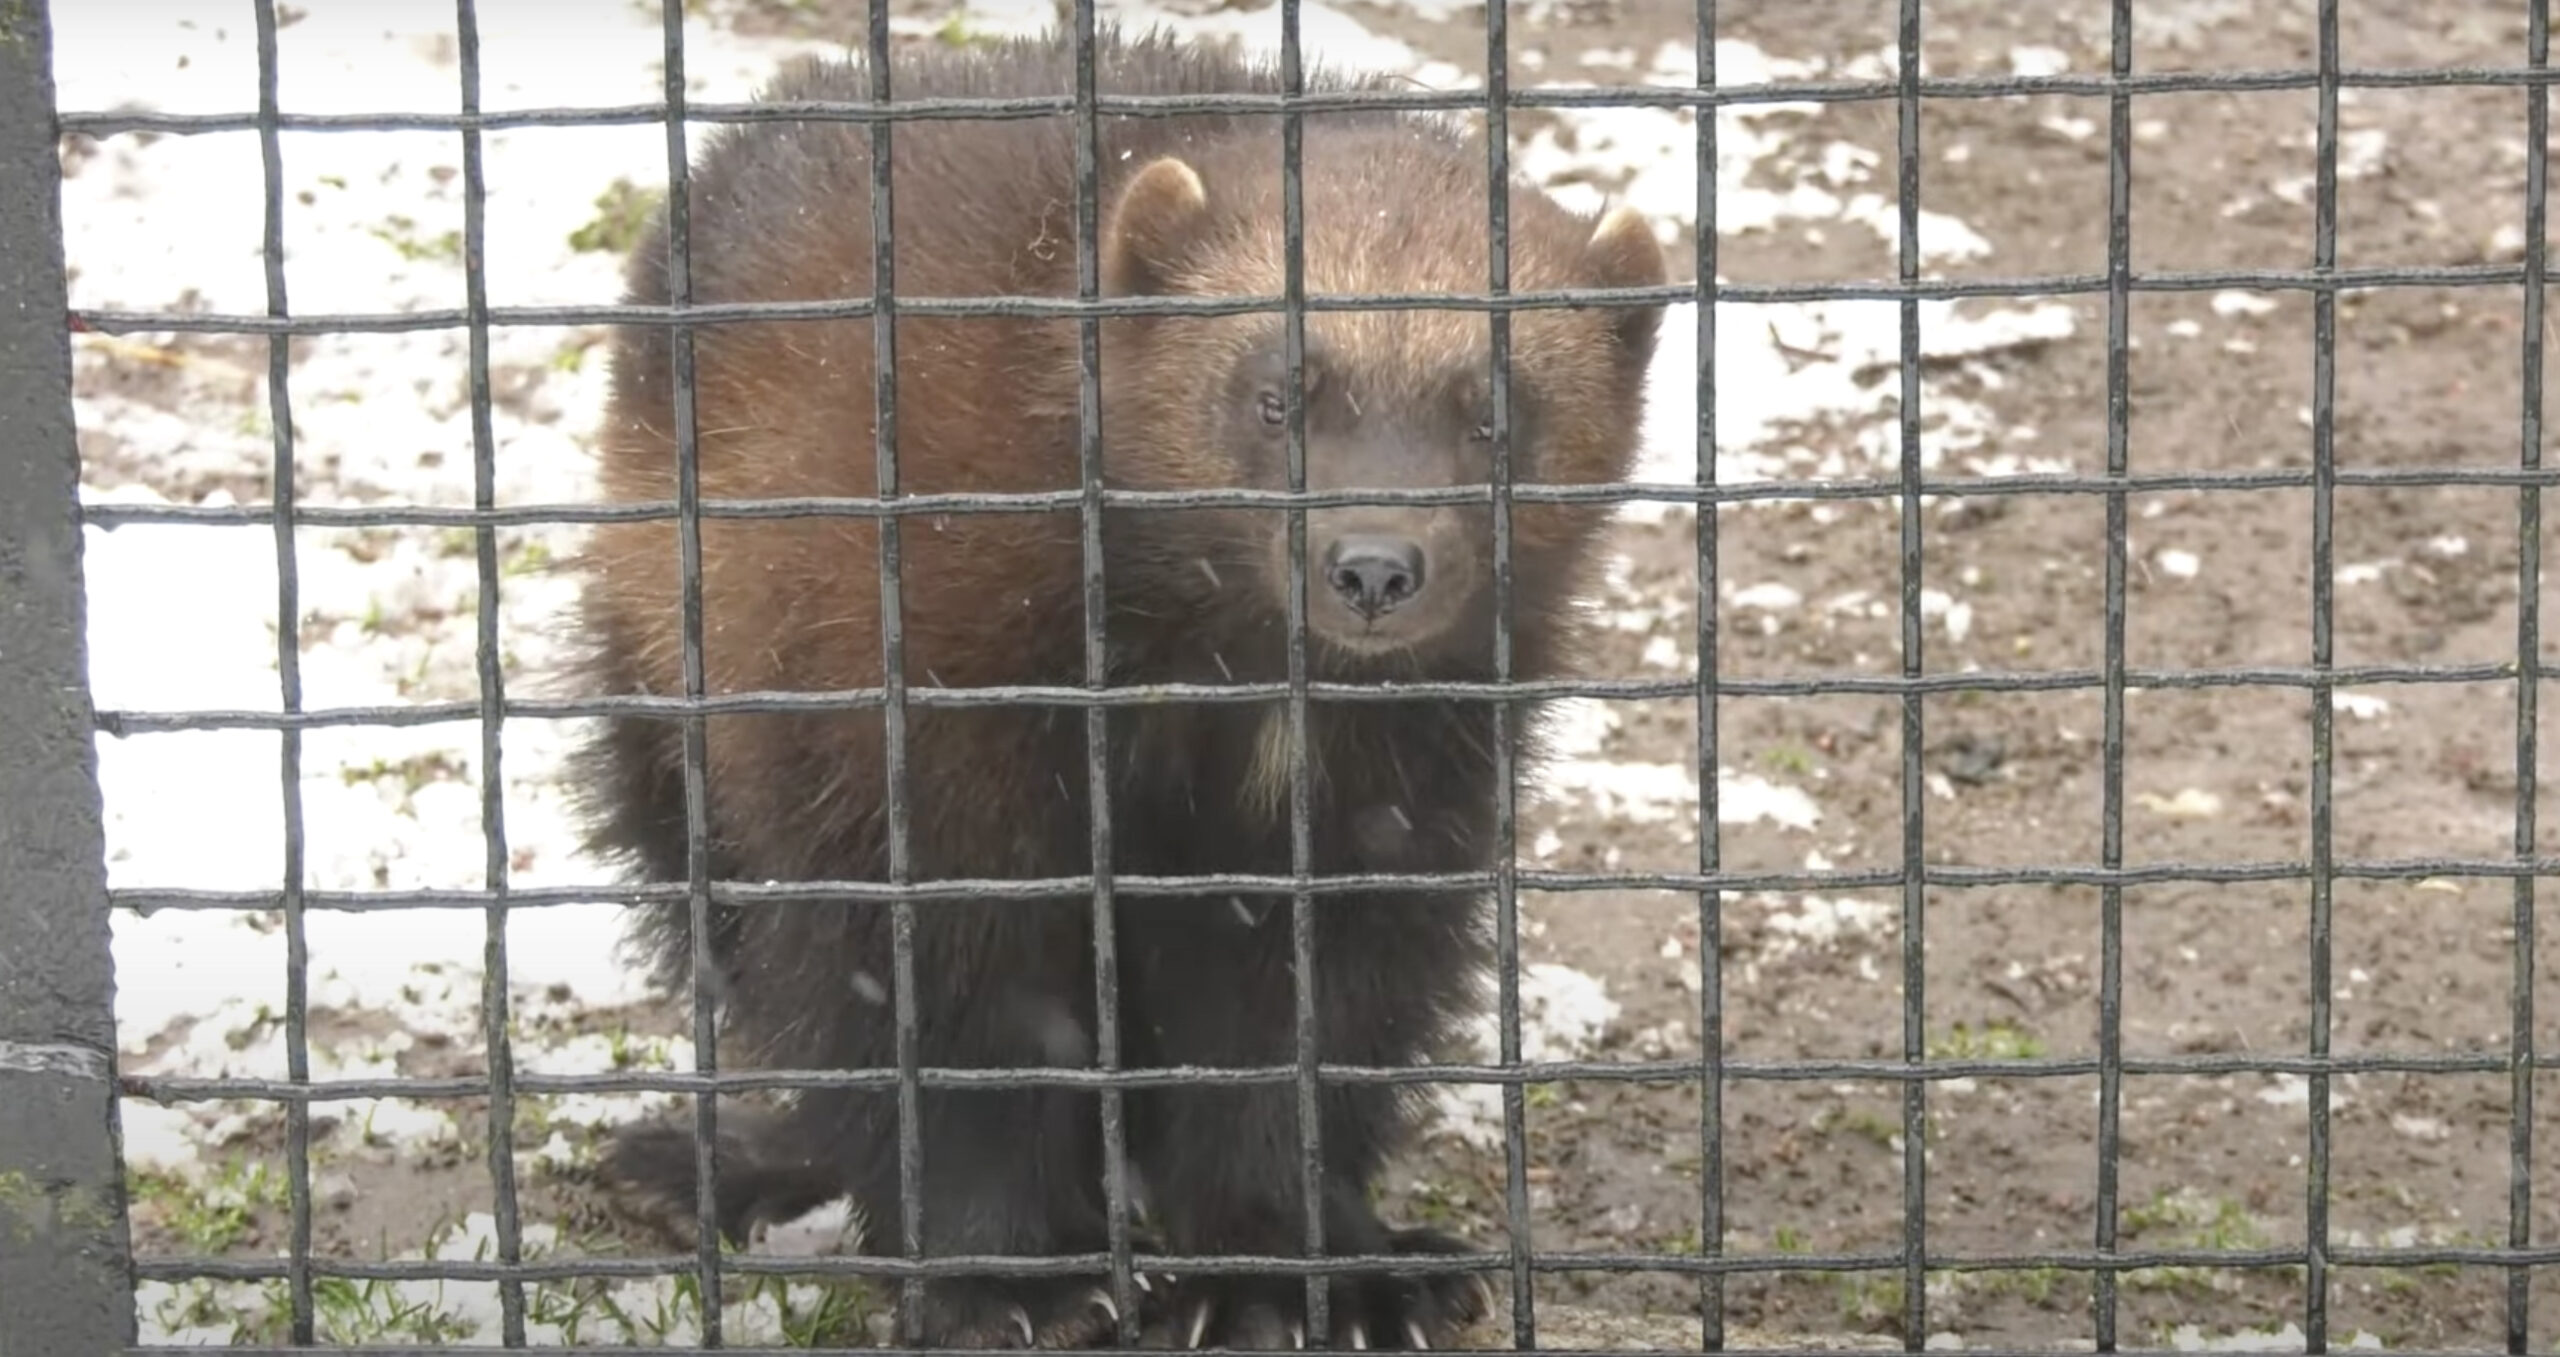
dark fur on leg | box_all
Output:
[597,1105,848,1250]
[600,879,1145,1346]
[604,1099,1139,1349]
[1145,1209,1496,1351]
[1118,871,1498,1351]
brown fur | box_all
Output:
[562,24,1665,1349]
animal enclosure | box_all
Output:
[2,0,2556,1354]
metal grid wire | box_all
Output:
[0,0,2552,1351]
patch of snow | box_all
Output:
[2168,1322,2383,1352]
[2254,1072,2349,1112]
[1122,0,1421,72]
[1432,963,1623,1151]
[1750,893,1894,960]
[2007,46,2071,78]
[1531,700,1821,832]
[1732,582,1805,611]
[2137,788,2225,820]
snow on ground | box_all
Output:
[59,0,2067,1342]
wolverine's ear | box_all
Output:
[1102,156,1211,297]
[1584,201,1669,367]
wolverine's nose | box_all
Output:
[1322,535,1426,620]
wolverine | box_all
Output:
[562,23,1666,1350]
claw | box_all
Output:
[1467,1273,1497,1320]
[1010,1305,1035,1347]
[1134,1272,1154,1294]
[1185,1300,1213,1350]
[1289,1322,1306,1350]
[1090,1288,1119,1323]
[1405,1320,1431,1350]
[1350,1322,1369,1350]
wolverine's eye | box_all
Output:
[1256,390,1287,427]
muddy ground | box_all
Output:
[1411,1,2560,1348]
[88,0,2560,1350]
[1357,1,2560,1348]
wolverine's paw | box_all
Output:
[596,1116,844,1251]
[922,1277,1135,1349]
[595,1120,752,1248]
[1153,1231,1493,1351]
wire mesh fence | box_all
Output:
[1,0,2555,1353]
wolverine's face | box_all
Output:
[1092,152,1669,672]
[1211,318,1510,661]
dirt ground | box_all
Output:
[1351,0,2560,1349]
[1395,0,2560,1349]
[90,0,2560,1350]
